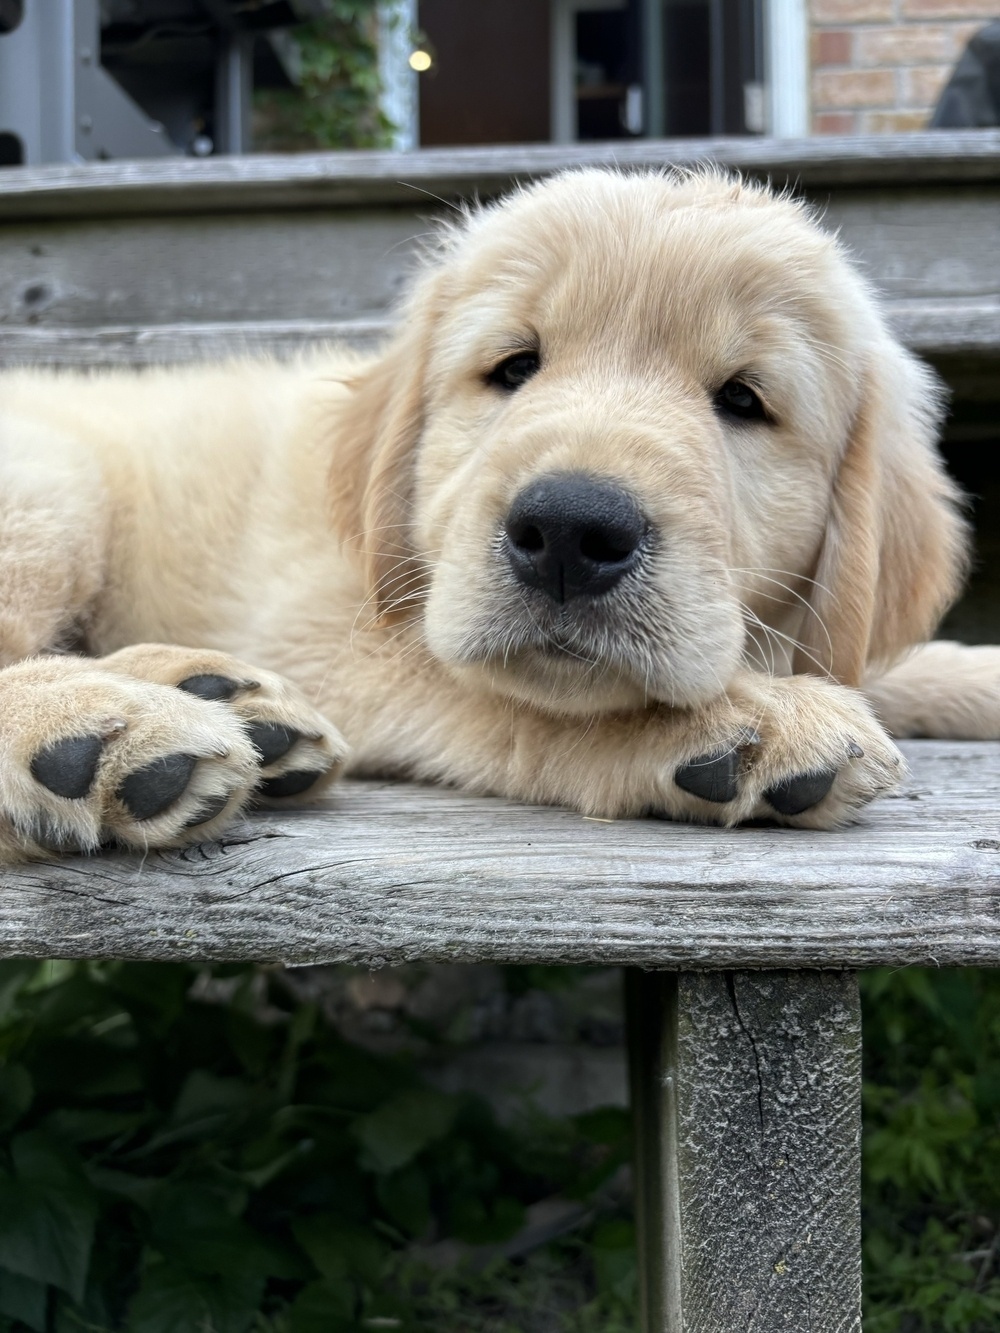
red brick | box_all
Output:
[812,68,897,108]
[861,109,934,131]
[813,29,854,65]
[900,0,1000,18]
[810,0,894,22]
[813,111,858,133]
[899,63,951,105]
[855,24,955,64]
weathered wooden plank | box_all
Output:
[0,132,998,220]
[0,319,391,365]
[821,190,1000,303]
[885,299,1000,358]
[627,970,862,1332]
[2,196,996,323]
[1,298,997,367]
[0,741,998,968]
[0,179,995,363]
[0,211,424,330]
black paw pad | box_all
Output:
[31,734,105,799]
[765,767,837,816]
[184,791,233,828]
[178,674,243,703]
[258,769,325,799]
[246,721,301,767]
[675,747,740,804]
[118,752,198,821]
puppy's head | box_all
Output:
[332,169,967,716]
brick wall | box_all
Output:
[809,1,997,133]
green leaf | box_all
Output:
[0,961,37,1016]
[0,1269,47,1332]
[352,1090,457,1174]
[286,1279,355,1333]
[376,1167,430,1239]
[150,1185,303,1280]
[0,1133,98,1302]
[291,1218,385,1286]
[171,1071,253,1124]
[591,1220,637,1298]
[448,1195,524,1246]
[0,1064,32,1132]
[43,1108,147,1144]
[127,1259,263,1333]
[86,1167,162,1211]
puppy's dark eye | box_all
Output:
[714,379,769,422]
[488,352,541,391]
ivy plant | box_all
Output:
[253,4,394,152]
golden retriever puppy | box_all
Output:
[0,168,996,862]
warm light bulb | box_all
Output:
[408,49,432,72]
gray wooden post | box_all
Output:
[626,969,862,1333]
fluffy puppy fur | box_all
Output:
[0,168,996,861]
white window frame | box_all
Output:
[766,0,810,137]
[378,0,419,150]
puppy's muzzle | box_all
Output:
[503,473,648,603]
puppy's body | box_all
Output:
[0,169,996,861]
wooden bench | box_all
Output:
[1,135,998,1332]
[3,743,999,1330]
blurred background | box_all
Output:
[0,0,998,166]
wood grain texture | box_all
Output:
[1,299,996,367]
[0,132,998,220]
[0,319,391,366]
[0,188,995,363]
[0,741,997,968]
[0,211,424,329]
[666,972,861,1332]
[822,190,1000,302]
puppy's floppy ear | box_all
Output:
[329,304,436,624]
[793,343,968,687]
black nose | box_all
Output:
[503,473,648,603]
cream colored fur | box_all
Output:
[0,168,995,862]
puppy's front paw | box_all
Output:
[0,658,260,858]
[666,676,903,829]
[100,645,350,806]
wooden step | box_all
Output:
[0,132,998,369]
[1,301,998,369]
[2,130,999,218]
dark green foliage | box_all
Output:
[862,969,1000,1331]
[2,959,998,1331]
[253,4,394,152]
[0,960,634,1332]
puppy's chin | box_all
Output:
[439,650,654,717]
[425,627,744,718]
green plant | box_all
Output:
[861,968,1000,1332]
[0,960,634,1332]
[253,4,394,152]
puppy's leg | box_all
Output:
[865,641,1000,739]
[0,648,348,862]
[0,415,110,662]
[348,668,903,830]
